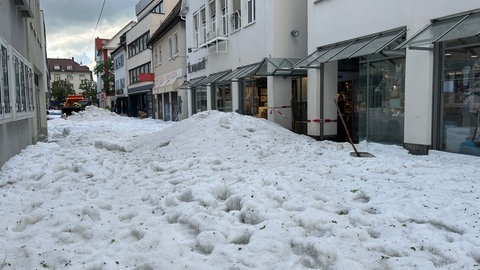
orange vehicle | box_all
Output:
[61,95,89,116]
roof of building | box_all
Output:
[147,1,183,46]
[47,58,91,73]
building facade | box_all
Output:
[112,33,130,115]
[47,58,93,96]
[126,0,178,118]
[96,21,136,110]
[0,0,49,166]
[183,0,308,131]
[148,1,188,121]
[302,0,480,156]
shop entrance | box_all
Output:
[337,59,359,142]
[337,55,405,145]
[292,77,308,135]
[244,77,268,119]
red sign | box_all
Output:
[139,73,155,82]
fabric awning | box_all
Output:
[293,27,406,69]
[254,58,307,76]
[192,70,231,86]
[152,79,168,94]
[164,78,179,93]
[397,11,480,49]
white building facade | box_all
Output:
[184,0,308,131]
[0,0,48,166]
[303,0,480,156]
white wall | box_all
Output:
[307,0,480,146]
[308,1,480,51]
[186,0,308,79]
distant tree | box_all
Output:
[94,57,114,95]
[79,79,98,104]
[51,79,75,104]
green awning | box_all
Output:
[398,11,480,49]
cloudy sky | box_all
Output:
[41,0,138,72]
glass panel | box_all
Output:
[359,57,405,144]
[294,47,332,68]
[172,91,178,121]
[330,36,376,61]
[407,15,467,47]
[194,86,207,113]
[14,56,21,112]
[0,46,3,115]
[157,94,163,119]
[352,29,406,57]
[216,84,232,111]
[244,77,267,118]
[438,12,480,42]
[316,42,353,63]
[164,93,170,120]
[2,45,9,114]
[441,40,480,156]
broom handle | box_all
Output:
[334,98,361,157]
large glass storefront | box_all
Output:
[440,37,480,156]
[335,38,406,145]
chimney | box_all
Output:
[72,57,74,61]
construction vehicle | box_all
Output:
[61,95,90,116]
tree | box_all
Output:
[51,79,74,104]
[79,79,98,104]
[94,57,114,95]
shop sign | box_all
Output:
[155,69,183,84]
[188,59,206,73]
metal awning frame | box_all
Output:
[397,10,480,50]
[254,58,307,76]
[293,27,406,69]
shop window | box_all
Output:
[356,56,405,145]
[164,94,170,121]
[194,86,207,113]
[440,37,480,156]
[216,84,232,111]
[0,44,9,115]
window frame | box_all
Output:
[247,0,256,25]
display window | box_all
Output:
[193,86,207,113]
[358,56,405,144]
[244,77,267,118]
[440,37,480,156]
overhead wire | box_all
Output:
[80,0,108,65]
